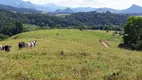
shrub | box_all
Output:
[0,34,9,41]
[123,16,142,50]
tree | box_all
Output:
[55,24,61,29]
[123,16,142,50]
[13,22,23,35]
[0,34,9,41]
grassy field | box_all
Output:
[55,14,70,17]
[0,29,142,80]
[23,24,39,31]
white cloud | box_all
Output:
[23,0,142,9]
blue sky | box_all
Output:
[23,0,142,10]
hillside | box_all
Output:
[67,11,128,26]
[0,9,127,32]
[55,8,75,13]
[0,29,142,80]
[0,4,41,13]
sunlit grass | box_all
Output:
[0,29,142,80]
[55,14,70,17]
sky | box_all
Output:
[23,0,142,10]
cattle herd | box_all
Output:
[1,40,108,52]
[0,40,37,52]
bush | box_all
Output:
[106,30,109,33]
[123,16,142,50]
[0,34,9,41]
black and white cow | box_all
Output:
[26,40,37,48]
[0,45,11,52]
[18,40,37,49]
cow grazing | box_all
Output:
[0,45,11,52]
[18,42,26,49]
[26,40,37,48]
[18,40,37,49]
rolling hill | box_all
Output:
[95,8,120,13]
[55,7,75,13]
[0,4,41,13]
[0,29,141,80]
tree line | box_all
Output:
[0,9,129,40]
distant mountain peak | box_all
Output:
[132,4,137,6]
[25,1,32,4]
[65,7,73,11]
[55,7,74,13]
[131,4,141,8]
[122,4,142,13]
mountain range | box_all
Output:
[0,0,65,12]
[95,4,142,13]
[0,4,41,13]
[53,4,142,13]
[55,7,75,13]
[0,0,142,13]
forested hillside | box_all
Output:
[0,9,24,40]
[25,11,128,28]
[0,9,129,39]
[67,11,128,26]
